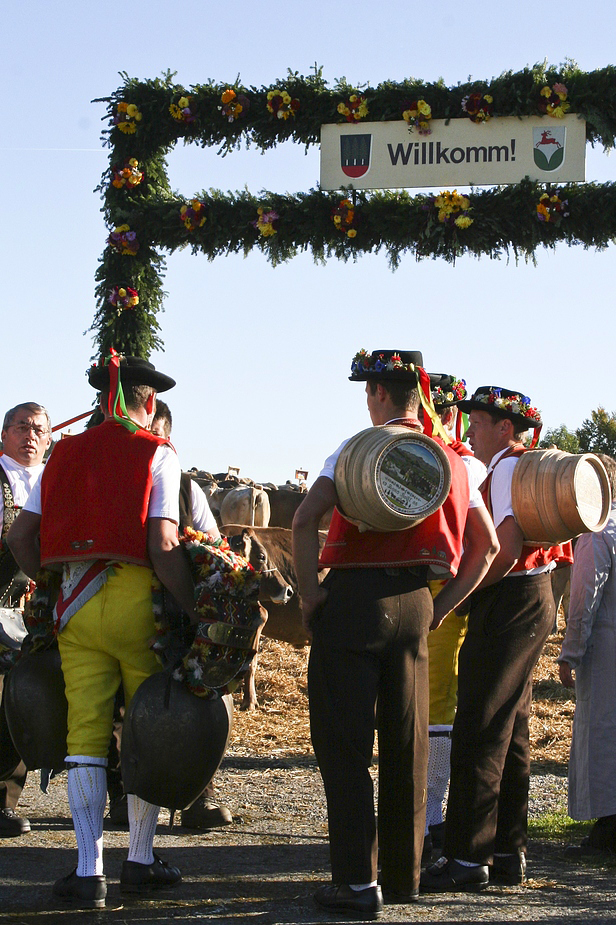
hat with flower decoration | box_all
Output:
[349,349,444,386]
[457,386,543,433]
[430,375,468,409]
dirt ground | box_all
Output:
[1,623,615,924]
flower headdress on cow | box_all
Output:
[349,349,451,444]
[457,385,543,448]
[87,348,176,434]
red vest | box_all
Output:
[40,420,170,568]
[481,445,574,571]
[319,427,470,575]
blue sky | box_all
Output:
[1,0,614,482]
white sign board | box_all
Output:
[320,115,586,190]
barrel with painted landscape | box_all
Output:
[334,425,451,533]
[511,449,611,545]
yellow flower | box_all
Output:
[349,94,358,102]
[540,86,552,98]
[135,112,142,121]
[180,205,187,216]
[282,92,291,104]
[417,100,431,116]
[337,102,347,114]
[551,106,565,118]
[347,229,357,238]
[454,216,473,229]
[221,88,236,104]
[419,121,429,132]
[358,102,369,118]
[118,288,127,297]
[128,158,138,167]
[267,90,275,100]
[458,196,470,211]
[485,95,493,104]
[537,203,549,218]
[333,215,342,225]
[169,103,181,119]
[126,104,138,117]
[116,224,129,232]
[178,96,189,109]
[117,102,128,112]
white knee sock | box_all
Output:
[425,730,452,832]
[66,757,107,877]
[127,794,160,864]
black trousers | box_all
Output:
[308,567,432,894]
[0,677,27,810]
[443,572,554,864]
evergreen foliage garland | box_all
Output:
[92,63,616,358]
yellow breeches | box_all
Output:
[58,563,162,757]
[428,579,468,726]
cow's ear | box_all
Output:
[240,528,251,559]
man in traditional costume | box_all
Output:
[558,454,616,856]
[0,402,52,837]
[8,354,197,909]
[420,376,488,860]
[292,350,499,919]
[421,386,574,892]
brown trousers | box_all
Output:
[0,676,27,809]
[308,567,432,894]
[443,572,554,864]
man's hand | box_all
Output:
[559,661,575,689]
[300,586,329,637]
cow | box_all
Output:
[220,485,271,528]
[265,487,332,531]
[225,525,329,709]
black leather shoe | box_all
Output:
[52,869,107,908]
[420,857,489,893]
[490,851,526,884]
[314,883,383,919]
[181,798,232,829]
[120,854,182,893]
[0,807,31,837]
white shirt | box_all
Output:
[190,480,218,534]
[24,444,180,523]
[0,455,45,521]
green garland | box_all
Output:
[92,63,616,358]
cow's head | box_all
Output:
[229,529,293,604]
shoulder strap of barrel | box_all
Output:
[179,472,194,532]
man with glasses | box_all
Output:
[0,403,52,837]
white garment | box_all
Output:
[558,505,616,819]
[24,444,180,523]
[0,455,45,521]
[190,480,218,534]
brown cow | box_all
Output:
[265,488,332,531]
[225,525,329,709]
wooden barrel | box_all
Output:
[511,449,611,545]
[334,425,451,533]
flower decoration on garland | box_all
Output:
[111,158,143,190]
[337,94,369,123]
[113,101,142,134]
[536,191,569,224]
[219,88,250,122]
[461,92,494,123]
[251,207,279,237]
[107,224,139,255]
[402,100,432,135]
[180,199,207,231]
[430,190,473,228]
[477,388,542,425]
[169,95,196,124]
[350,349,420,376]
[331,199,359,238]
[266,88,300,120]
[109,286,139,311]
[538,83,570,118]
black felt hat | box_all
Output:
[457,386,542,430]
[349,350,442,386]
[88,355,176,393]
[430,375,468,409]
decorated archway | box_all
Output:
[92,63,616,358]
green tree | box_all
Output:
[540,425,580,454]
[576,408,616,456]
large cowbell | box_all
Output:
[4,647,68,771]
[121,671,233,811]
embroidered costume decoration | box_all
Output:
[151,529,266,698]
